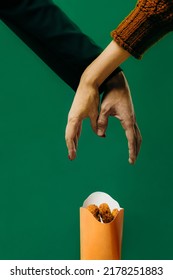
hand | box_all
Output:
[65,71,142,164]
[65,81,99,160]
[97,72,142,164]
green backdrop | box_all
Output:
[0,0,173,260]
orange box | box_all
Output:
[80,192,124,260]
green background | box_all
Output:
[0,0,173,260]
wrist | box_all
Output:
[80,69,100,89]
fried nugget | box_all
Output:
[99,203,114,223]
[112,208,119,219]
[86,204,100,221]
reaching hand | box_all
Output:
[65,82,99,160]
[65,71,142,164]
[97,72,142,164]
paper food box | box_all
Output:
[80,191,124,260]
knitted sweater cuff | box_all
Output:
[111,0,173,59]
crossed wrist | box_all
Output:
[80,69,100,88]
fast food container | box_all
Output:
[80,191,124,260]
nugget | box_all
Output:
[112,208,119,219]
[99,203,114,223]
[86,204,100,221]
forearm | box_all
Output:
[0,0,122,91]
[0,0,99,90]
[81,40,130,87]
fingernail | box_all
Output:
[97,129,104,136]
[129,158,134,164]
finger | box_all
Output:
[74,135,78,151]
[120,120,137,164]
[65,117,81,160]
[125,126,137,164]
[74,122,82,150]
[97,109,109,137]
[89,112,98,134]
[134,122,142,156]
[77,122,82,139]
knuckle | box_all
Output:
[65,136,70,143]
[65,134,73,143]
[123,121,133,130]
[68,116,80,124]
[98,119,106,128]
[122,115,136,130]
[101,104,110,115]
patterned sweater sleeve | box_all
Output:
[111,0,173,59]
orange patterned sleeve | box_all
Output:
[111,0,173,59]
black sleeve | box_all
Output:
[0,0,122,91]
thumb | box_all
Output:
[89,112,98,134]
[97,111,109,137]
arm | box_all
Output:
[65,42,142,164]
[0,0,122,91]
[65,0,172,163]
[72,0,173,88]
[80,40,130,88]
